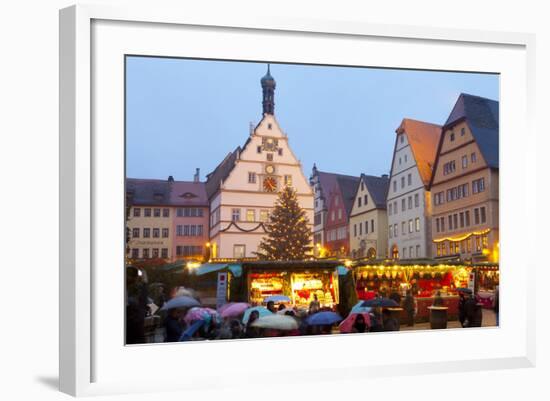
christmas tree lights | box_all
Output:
[255,186,312,261]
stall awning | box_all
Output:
[193,263,242,277]
[337,265,349,276]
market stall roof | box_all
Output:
[337,265,349,275]
[352,258,498,268]
[240,260,342,270]
[192,263,242,277]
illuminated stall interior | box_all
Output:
[353,262,499,299]
[245,261,341,308]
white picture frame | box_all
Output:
[59,4,536,397]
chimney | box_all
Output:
[167,175,174,182]
[194,168,200,183]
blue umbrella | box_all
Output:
[306,311,343,326]
[160,295,201,311]
[179,320,205,341]
[351,302,372,314]
[264,295,291,303]
[361,298,399,308]
[242,306,272,324]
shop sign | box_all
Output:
[216,272,228,309]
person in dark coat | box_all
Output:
[369,309,383,332]
[493,285,500,326]
[433,290,445,307]
[351,314,367,333]
[389,288,402,305]
[403,290,416,327]
[245,310,261,338]
[164,308,185,342]
[382,308,400,331]
[126,266,148,344]
[458,291,468,327]
[464,295,482,327]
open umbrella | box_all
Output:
[220,302,250,319]
[264,295,291,303]
[179,320,205,341]
[184,307,220,326]
[361,298,399,308]
[339,312,371,333]
[160,295,200,311]
[173,287,199,299]
[217,302,235,314]
[251,314,299,331]
[306,311,342,326]
[351,301,372,314]
[242,306,272,324]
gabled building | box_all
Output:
[206,66,314,259]
[386,118,442,260]
[310,167,360,257]
[430,94,499,263]
[126,174,209,262]
[349,174,390,259]
[323,174,360,257]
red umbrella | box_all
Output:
[339,312,371,333]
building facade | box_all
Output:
[323,175,360,257]
[386,119,441,260]
[349,174,390,259]
[126,176,209,262]
[430,94,499,263]
[310,167,359,257]
[206,66,314,259]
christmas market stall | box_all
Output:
[235,260,343,310]
[351,261,499,323]
[473,263,500,309]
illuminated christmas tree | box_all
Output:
[256,186,312,260]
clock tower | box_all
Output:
[205,65,314,259]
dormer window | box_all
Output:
[180,192,198,199]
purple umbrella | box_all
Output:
[220,302,250,319]
[184,307,220,325]
[306,311,343,326]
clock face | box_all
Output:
[263,176,277,192]
[265,164,275,174]
[262,137,279,152]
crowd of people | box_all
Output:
[126,266,500,345]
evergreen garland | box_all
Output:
[255,186,312,261]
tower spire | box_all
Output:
[260,64,276,115]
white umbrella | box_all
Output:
[251,314,299,331]
[160,295,200,311]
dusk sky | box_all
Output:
[126,57,499,181]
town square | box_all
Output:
[125,59,499,344]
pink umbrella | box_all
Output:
[339,312,371,333]
[218,302,236,314]
[220,302,250,319]
[184,307,220,325]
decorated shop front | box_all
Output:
[243,261,341,309]
[352,261,499,322]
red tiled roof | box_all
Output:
[396,118,442,187]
